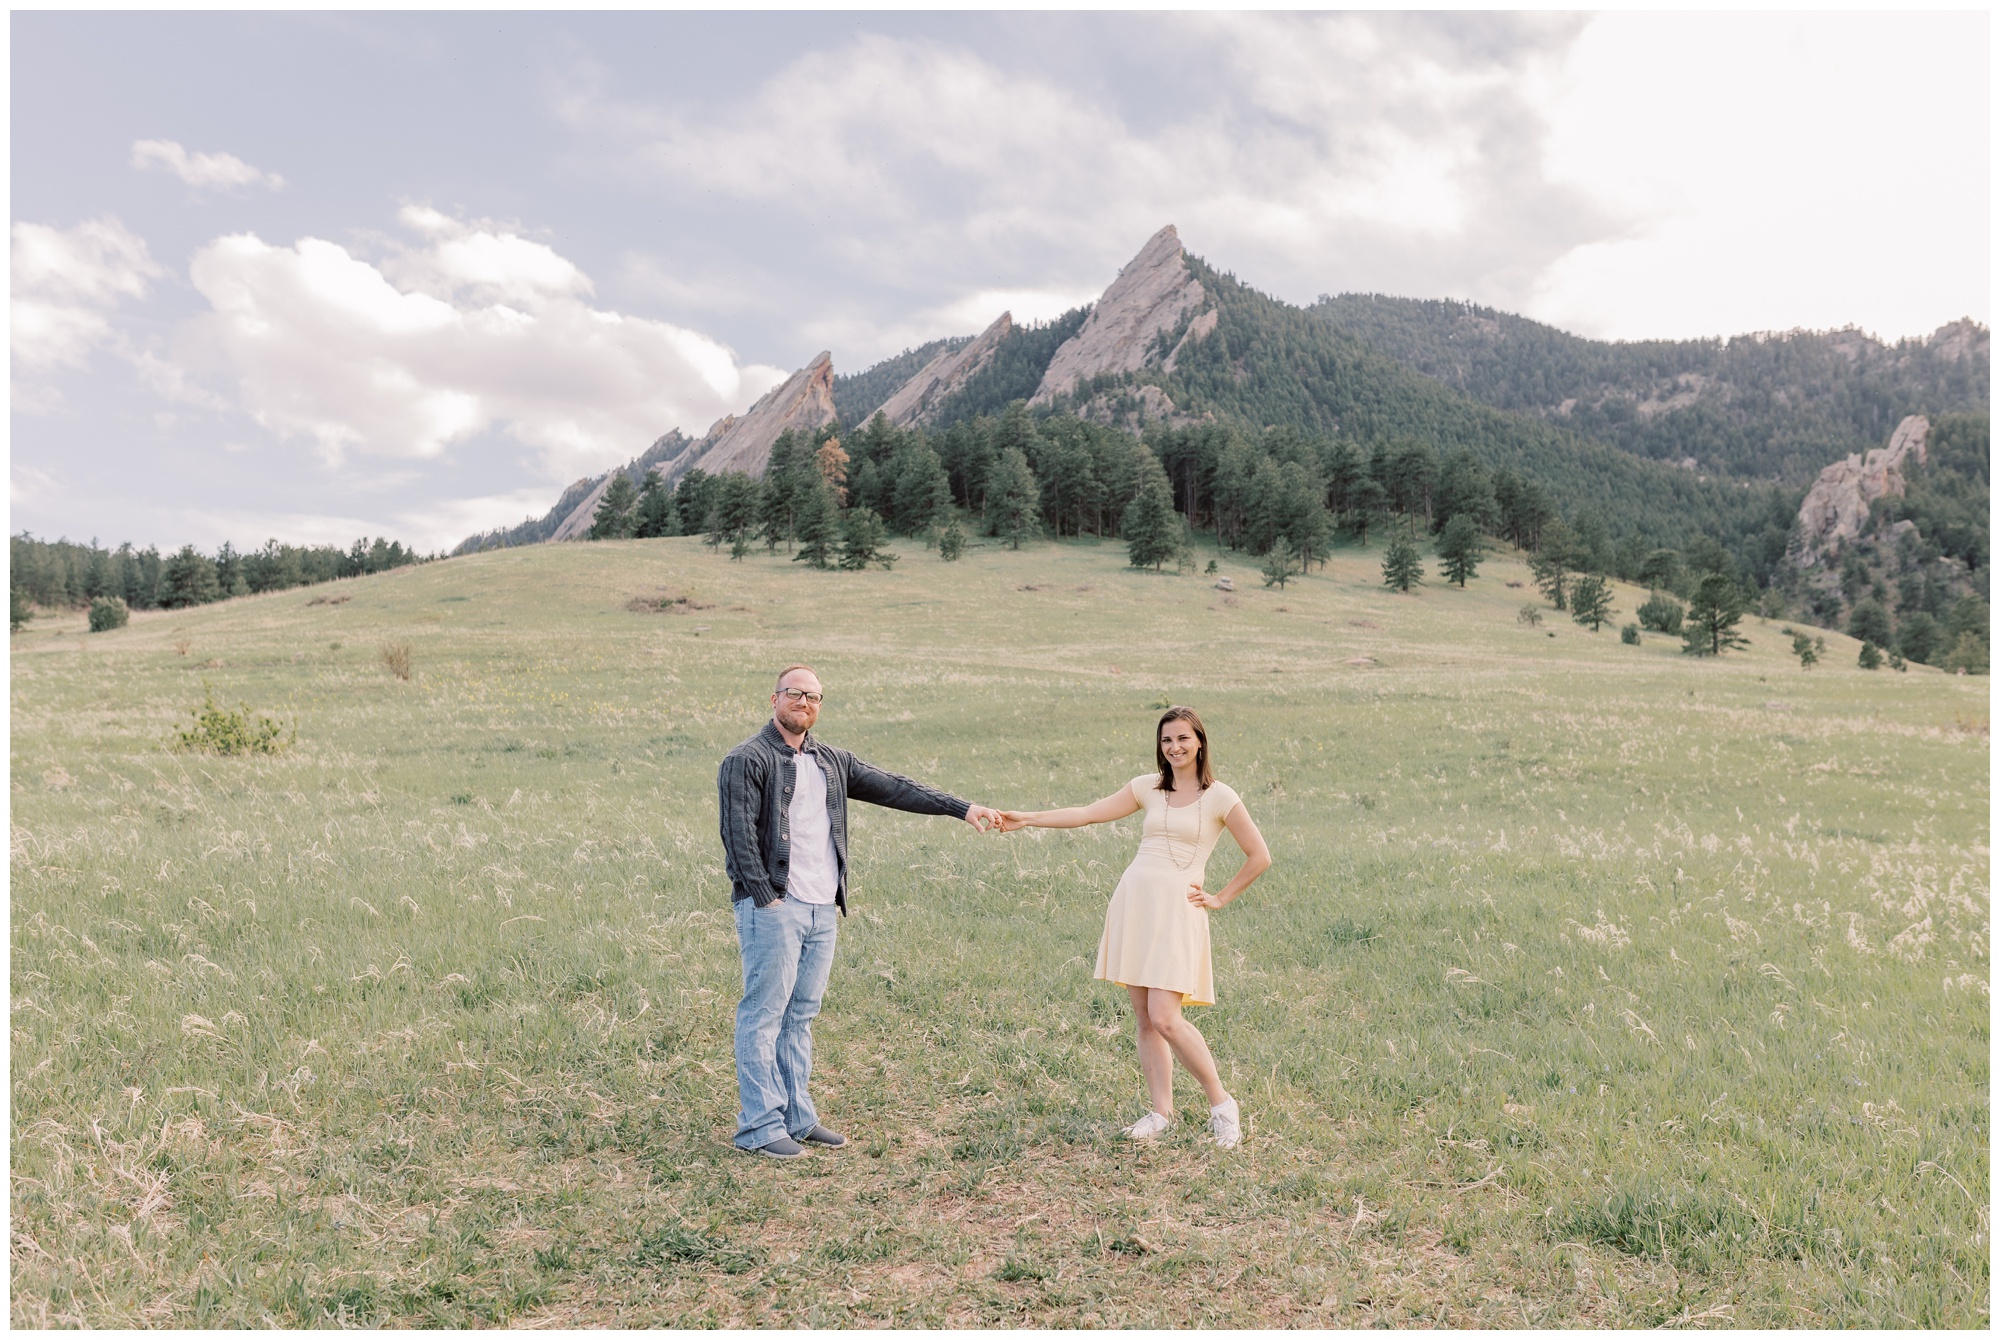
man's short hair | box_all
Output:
[774,664,819,691]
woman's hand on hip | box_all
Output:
[1186,883,1224,910]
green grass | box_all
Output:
[11,533,1989,1327]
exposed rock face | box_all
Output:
[695,352,838,478]
[870,312,1012,426]
[1926,318,1989,364]
[1031,225,1205,405]
[1162,308,1218,375]
[546,355,836,541]
[1794,414,1930,567]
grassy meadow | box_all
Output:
[10,531,1990,1327]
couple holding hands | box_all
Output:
[717,665,1272,1160]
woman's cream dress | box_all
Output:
[1094,775,1242,1006]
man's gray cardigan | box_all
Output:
[718,719,971,914]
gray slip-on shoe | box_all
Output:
[747,1135,805,1159]
[797,1124,847,1148]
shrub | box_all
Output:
[172,687,295,756]
[1516,604,1543,627]
[380,642,413,681]
[88,595,130,632]
[1942,632,1988,675]
[1637,593,1684,635]
[1857,640,1883,670]
[1620,623,1640,645]
[1789,628,1823,669]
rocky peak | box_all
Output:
[870,311,1013,427]
[1926,318,1989,364]
[696,352,838,478]
[1793,414,1930,567]
[1030,225,1206,406]
[546,353,836,542]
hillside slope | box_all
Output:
[1309,294,1989,485]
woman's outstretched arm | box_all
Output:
[1186,802,1273,909]
[1000,783,1141,831]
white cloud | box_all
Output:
[131,139,285,192]
[11,216,165,408]
[1527,13,1990,340]
[570,19,1604,333]
[176,211,788,478]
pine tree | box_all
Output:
[937,515,967,562]
[1528,519,1578,610]
[1435,513,1485,586]
[1381,531,1423,593]
[1121,450,1182,571]
[987,447,1041,550]
[1637,548,1681,593]
[589,473,638,539]
[672,468,714,537]
[1261,535,1295,588]
[1847,599,1892,650]
[838,507,897,570]
[790,474,840,570]
[159,545,221,608]
[634,468,673,538]
[1681,574,1749,656]
[1857,640,1883,670]
[1789,628,1820,669]
[1569,573,1614,630]
[891,438,951,536]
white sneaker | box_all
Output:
[1122,1111,1171,1140]
[1209,1098,1241,1149]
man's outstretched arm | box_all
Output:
[846,756,998,831]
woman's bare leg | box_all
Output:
[1127,984,1175,1116]
[1145,989,1231,1108]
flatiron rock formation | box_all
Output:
[693,352,838,478]
[1793,414,1930,567]
[870,312,1013,426]
[1031,225,1206,406]
[545,354,837,541]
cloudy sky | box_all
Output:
[11,11,1989,553]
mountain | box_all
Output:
[455,354,837,554]
[1029,224,1205,405]
[831,336,968,426]
[1307,295,1989,485]
[868,312,1013,427]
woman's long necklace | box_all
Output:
[1163,784,1206,870]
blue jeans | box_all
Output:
[732,896,839,1149]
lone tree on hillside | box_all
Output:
[1857,640,1884,670]
[589,473,638,539]
[1788,628,1824,668]
[838,507,897,571]
[1262,535,1296,589]
[1570,573,1615,631]
[1434,513,1485,587]
[937,515,967,562]
[1682,573,1749,657]
[1527,521,1579,611]
[1381,531,1424,593]
[1123,451,1183,571]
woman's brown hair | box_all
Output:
[1155,706,1213,793]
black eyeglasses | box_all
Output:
[777,688,824,705]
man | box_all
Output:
[718,664,999,1158]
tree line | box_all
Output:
[10,533,425,627]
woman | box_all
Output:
[1000,707,1271,1147]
